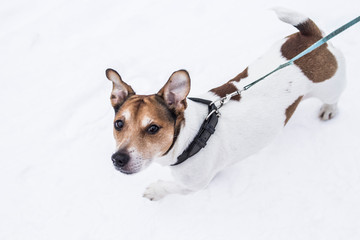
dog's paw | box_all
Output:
[319,103,338,121]
[143,181,168,201]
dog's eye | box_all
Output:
[114,120,124,131]
[147,124,160,134]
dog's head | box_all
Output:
[105,69,191,174]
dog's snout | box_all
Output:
[112,152,130,168]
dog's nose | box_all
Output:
[111,152,130,168]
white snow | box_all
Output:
[1,0,360,239]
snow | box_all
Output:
[1,0,360,239]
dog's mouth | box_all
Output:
[114,166,140,175]
[113,158,152,175]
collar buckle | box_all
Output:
[206,109,220,120]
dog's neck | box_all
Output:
[155,93,216,166]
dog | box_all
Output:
[105,8,345,201]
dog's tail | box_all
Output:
[273,7,323,37]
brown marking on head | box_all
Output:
[210,67,248,101]
[113,95,177,161]
[284,96,303,125]
[105,69,191,174]
[281,19,337,83]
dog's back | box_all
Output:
[189,8,346,177]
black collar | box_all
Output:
[171,97,220,166]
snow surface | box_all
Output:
[1,0,360,239]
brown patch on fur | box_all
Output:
[210,83,241,101]
[230,67,249,82]
[210,67,248,101]
[281,20,337,83]
[284,96,303,125]
[168,107,185,154]
[295,19,323,36]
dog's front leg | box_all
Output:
[143,180,192,201]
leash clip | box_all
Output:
[211,89,243,109]
[220,94,232,106]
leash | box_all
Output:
[211,15,360,109]
[171,16,360,166]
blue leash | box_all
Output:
[215,15,360,106]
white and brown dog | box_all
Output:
[105,8,345,201]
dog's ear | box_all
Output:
[157,70,191,113]
[106,68,135,111]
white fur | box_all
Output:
[122,110,131,120]
[144,9,346,200]
[141,116,152,128]
[273,7,308,26]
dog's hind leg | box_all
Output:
[305,48,346,121]
[318,103,339,120]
